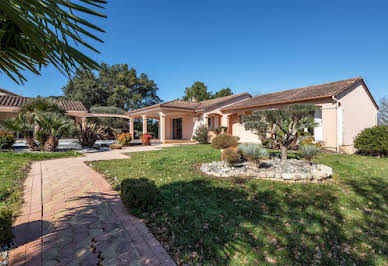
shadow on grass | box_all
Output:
[141,178,384,265]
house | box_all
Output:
[126,77,378,153]
[0,77,379,153]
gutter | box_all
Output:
[332,96,341,153]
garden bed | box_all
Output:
[200,157,333,181]
[91,145,388,265]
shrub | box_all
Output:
[193,125,209,144]
[77,123,109,148]
[354,125,388,156]
[299,136,315,146]
[120,178,159,210]
[211,133,238,149]
[221,147,240,165]
[300,145,321,163]
[215,126,228,135]
[0,130,15,150]
[116,132,132,146]
[141,133,153,145]
[0,207,12,244]
[238,143,268,162]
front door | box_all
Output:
[172,118,182,139]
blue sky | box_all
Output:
[1,0,388,101]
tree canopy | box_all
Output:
[182,81,233,101]
[0,0,106,84]
[243,104,316,162]
[378,96,388,125]
[62,63,161,110]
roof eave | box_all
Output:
[221,95,333,111]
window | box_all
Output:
[208,117,212,129]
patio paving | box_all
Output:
[9,145,178,266]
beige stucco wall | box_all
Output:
[321,104,337,151]
[337,84,378,153]
[0,111,18,121]
[223,99,341,149]
[165,113,197,140]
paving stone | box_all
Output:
[9,146,177,266]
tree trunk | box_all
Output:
[25,134,40,151]
[44,136,58,152]
[280,145,287,163]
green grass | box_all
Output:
[0,151,81,244]
[92,145,388,265]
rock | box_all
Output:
[200,158,333,182]
[281,173,294,180]
[109,144,122,149]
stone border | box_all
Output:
[9,162,43,266]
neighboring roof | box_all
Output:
[0,96,87,111]
[0,88,20,97]
[222,77,378,111]
[127,93,251,115]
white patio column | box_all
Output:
[159,112,166,143]
[142,115,148,134]
[203,114,209,128]
[81,117,87,129]
[221,114,230,127]
[129,118,134,138]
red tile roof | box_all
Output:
[222,77,376,111]
[127,93,251,115]
[0,88,20,96]
[0,96,87,111]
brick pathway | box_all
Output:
[9,146,177,266]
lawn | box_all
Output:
[92,145,388,265]
[0,151,81,244]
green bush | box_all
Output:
[0,207,12,244]
[193,125,209,144]
[120,178,159,210]
[238,143,268,162]
[0,130,15,150]
[300,145,321,163]
[211,133,238,149]
[221,148,240,165]
[354,125,388,156]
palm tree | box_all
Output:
[0,0,106,84]
[0,115,39,151]
[36,114,75,152]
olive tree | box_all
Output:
[243,104,316,163]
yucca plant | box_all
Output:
[0,0,106,84]
[36,114,75,152]
[300,145,321,164]
[77,123,109,148]
[238,143,268,163]
[0,114,39,151]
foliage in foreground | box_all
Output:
[0,151,80,244]
[354,125,388,156]
[0,0,106,84]
[92,145,388,265]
